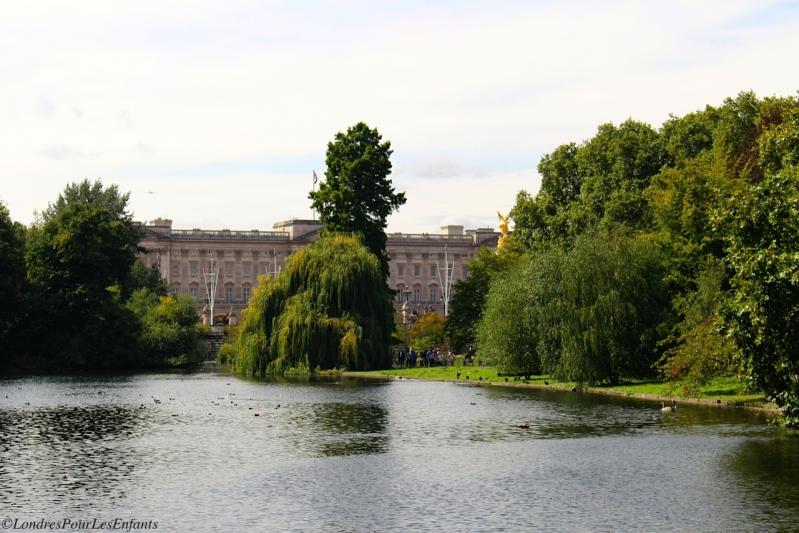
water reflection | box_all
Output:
[480,386,776,439]
[0,404,146,512]
[1,373,796,531]
[285,401,389,457]
[723,436,799,526]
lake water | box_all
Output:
[1,371,798,532]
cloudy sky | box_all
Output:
[1,1,797,233]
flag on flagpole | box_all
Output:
[313,170,318,185]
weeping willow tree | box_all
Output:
[476,230,670,385]
[556,231,670,385]
[221,234,394,375]
[476,247,566,376]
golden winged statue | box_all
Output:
[497,211,510,252]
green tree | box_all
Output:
[538,142,582,207]
[660,107,718,165]
[510,119,666,251]
[479,232,670,384]
[575,119,665,231]
[758,102,799,175]
[24,179,143,368]
[445,247,516,351]
[410,311,446,351]
[309,122,406,278]
[711,92,796,183]
[656,259,736,384]
[476,248,565,376]
[718,168,799,427]
[124,259,167,299]
[557,232,669,385]
[0,203,26,366]
[646,94,799,399]
[126,289,200,366]
[509,190,567,249]
[222,234,394,375]
[498,91,799,411]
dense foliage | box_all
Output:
[476,250,561,376]
[221,234,394,375]
[409,311,446,351]
[23,181,144,367]
[718,168,799,427]
[0,203,27,363]
[464,91,799,426]
[3,180,199,371]
[126,289,202,366]
[309,122,406,279]
[478,232,668,384]
[445,247,517,352]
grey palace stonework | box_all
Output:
[138,218,499,322]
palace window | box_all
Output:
[413,264,421,277]
[225,286,233,303]
[430,286,438,303]
[243,262,252,277]
[190,261,199,277]
[462,266,469,278]
[412,286,421,303]
[397,264,405,277]
[259,263,268,275]
[243,286,251,301]
[171,262,180,277]
[430,264,437,277]
[225,261,234,277]
[190,287,198,301]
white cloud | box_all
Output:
[38,143,99,160]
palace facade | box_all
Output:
[138,218,499,322]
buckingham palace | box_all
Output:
[138,218,499,322]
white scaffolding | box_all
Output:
[202,254,219,325]
[436,246,456,316]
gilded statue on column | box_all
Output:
[497,211,510,252]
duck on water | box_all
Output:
[661,400,677,412]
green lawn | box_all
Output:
[609,376,766,406]
[345,365,770,408]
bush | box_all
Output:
[127,289,201,366]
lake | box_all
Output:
[1,371,798,531]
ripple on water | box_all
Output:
[0,373,796,531]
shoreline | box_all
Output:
[344,368,780,414]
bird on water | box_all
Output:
[661,400,677,412]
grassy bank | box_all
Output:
[345,366,773,410]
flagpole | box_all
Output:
[312,170,318,221]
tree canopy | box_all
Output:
[0,202,26,363]
[478,232,668,384]
[409,311,446,351]
[23,180,144,367]
[222,234,394,375]
[492,91,799,425]
[6,179,199,371]
[309,122,406,279]
[445,247,517,352]
[718,167,799,427]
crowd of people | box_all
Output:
[395,345,475,368]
